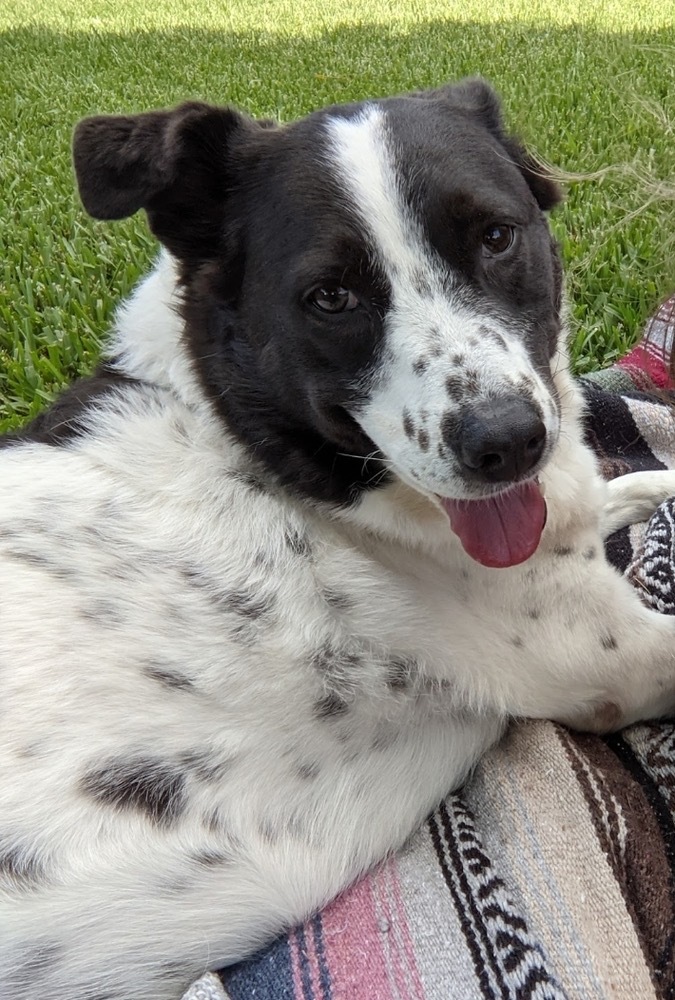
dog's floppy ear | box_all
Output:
[433,78,562,213]
[73,102,264,260]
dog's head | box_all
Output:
[73,80,564,567]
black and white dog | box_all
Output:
[2,79,675,1000]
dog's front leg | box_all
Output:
[600,470,675,538]
[483,557,675,734]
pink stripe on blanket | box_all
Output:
[387,862,426,1000]
[312,860,425,999]
[290,920,325,999]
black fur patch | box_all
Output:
[191,848,235,867]
[310,641,362,676]
[322,588,354,611]
[314,693,350,719]
[181,567,275,620]
[284,527,312,558]
[417,428,430,451]
[296,760,321,780]
[0,363,140,449]
[81,755,186,825]
[0,548,74,582]
[0,843,46,888]
[387,655,416,691]
[144,662,195,691]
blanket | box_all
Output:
[184,303,675,1000]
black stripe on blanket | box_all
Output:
[429,797,567,1000]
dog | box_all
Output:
[2,78,675,1000]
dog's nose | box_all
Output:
[451,397,546,484]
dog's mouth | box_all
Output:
[437,479,547,568]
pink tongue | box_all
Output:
[440,481,546,568]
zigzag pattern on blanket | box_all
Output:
[178,375,675,1000]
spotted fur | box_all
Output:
[2,79,675,1000]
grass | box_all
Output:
[1,0,675,431]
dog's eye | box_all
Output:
[308,286,360,314]
[482,224,515,256]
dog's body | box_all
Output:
[2,81,675,1000]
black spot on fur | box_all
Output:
[583,546,597,560]
[81,755,186,826]
[0,844,46,888]
[553,546,573,557]
[413,356,430,375]
[144,662,194,691]
[445,375,464,401]
[441,410,460,444]
[310,641,362,676]
[322,588,354,612]
[1,548,74,582]
[314,693,350,719]
[526,607,541,620]
[258,817,280,844]
[601,634,618,651]
[181,567,275,621]
[387,655,416,691]
[402,409,415,439]
[284,527,312,558]
[417,428,430,451]
[191,848,234,867]
[203,808,228,834]
[451,353,466,367]
[79,599,126,628]
[296,760,321,780]
[510,635,524,648]
[228,589,275,619]
[464,369,481,395]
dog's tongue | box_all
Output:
[439,481,546,568]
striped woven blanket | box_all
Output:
[183,318,675,1000]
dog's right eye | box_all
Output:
[307,286,360,314]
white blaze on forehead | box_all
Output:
[323,106,559,500]
[324,106,443,289]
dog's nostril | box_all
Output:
[480,452,503,471]
[526,430,546,454]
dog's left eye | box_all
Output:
[308,286,360,314]
[482,224,515,256]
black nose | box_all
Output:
[451,397,546,484]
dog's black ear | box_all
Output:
[73,102,265,260]
[433,78,562,213]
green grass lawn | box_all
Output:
[1,0,674,431]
